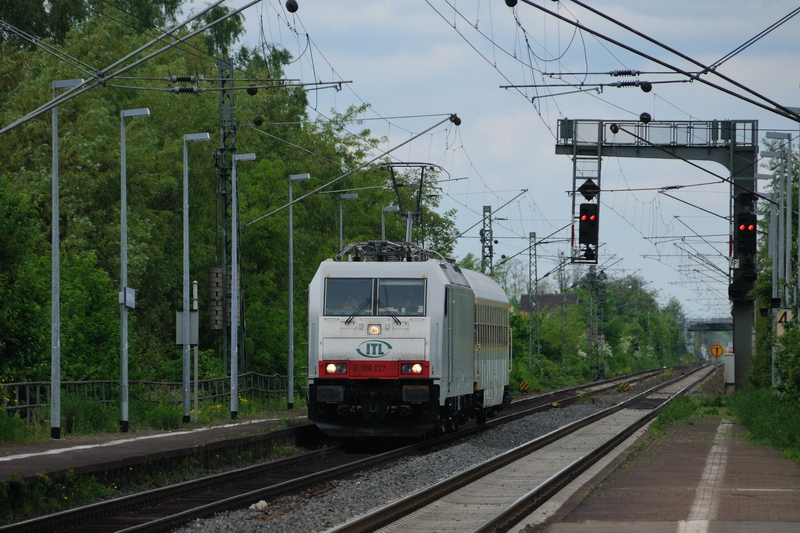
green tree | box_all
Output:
[0,0,182,48]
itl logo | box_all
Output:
[356,340,392,358]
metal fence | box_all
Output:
[0,373,288,424]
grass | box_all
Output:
[644,387,800,466]
[0,394,308,444]
[650,395,724,433]
[0,471,111,523]
[726,386,800,463]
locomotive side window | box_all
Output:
[324,278,372,316]
[378,279,426,316]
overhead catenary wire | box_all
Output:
[241,114,460,229]
[562,0,800,122]
[517,0,800,122]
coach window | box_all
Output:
[378,279,426,316]
[325,278,372,316]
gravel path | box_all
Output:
[175,402,609,533]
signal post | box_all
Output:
[556,118,759,390]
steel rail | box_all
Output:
[326,367,705,533]
[0,365,697,533]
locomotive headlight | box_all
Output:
[401,362,424,375]
[367,324,382,335]
[325,363,347,375]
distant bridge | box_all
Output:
[687,318,733,332]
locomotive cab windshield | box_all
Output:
[325,278,426,317]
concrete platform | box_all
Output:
[0,411,312,484]
[524,417,800,533]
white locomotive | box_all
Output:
[307,241,512,437]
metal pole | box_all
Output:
[534,233,540,374]
[338,193,357,250]
[119,108,149,433]
[785,154,792,306]
[182,133,209,423]
[193,280,199,422]
[120,113,127,433]
[528,233,533,369]
[382,206,398,241]
[231,153,255,419]
[50,78,82,439]
[289,178,294,409]
[770,191,778,386]
[288,173,310,409]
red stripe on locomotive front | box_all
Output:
[319,360,430,378]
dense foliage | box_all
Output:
[0,9,457,387]
[502,265,692,391]
[0,5,692,401]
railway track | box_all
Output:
[0,366,698,533]
[326,365,712,533]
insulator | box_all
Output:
[610,69,640,77]
[169,75,197,83]
[171,87,199,94]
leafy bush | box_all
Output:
[0,411,44,443]
[63,397,116,435]
[141,403,182,431]
[0,471,111,523]
[775,326,800,401]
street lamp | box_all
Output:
[119,108,150,433]
[288,173,310,409]
[181,133,210,423]
[230,153,256,419]
[381,205,399,240]
[51,78,83,440]
[338,193,358,250]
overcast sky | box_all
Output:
[216,0,800,319]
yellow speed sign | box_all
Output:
[710,343,724,358]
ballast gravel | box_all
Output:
[174,402,608,533]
